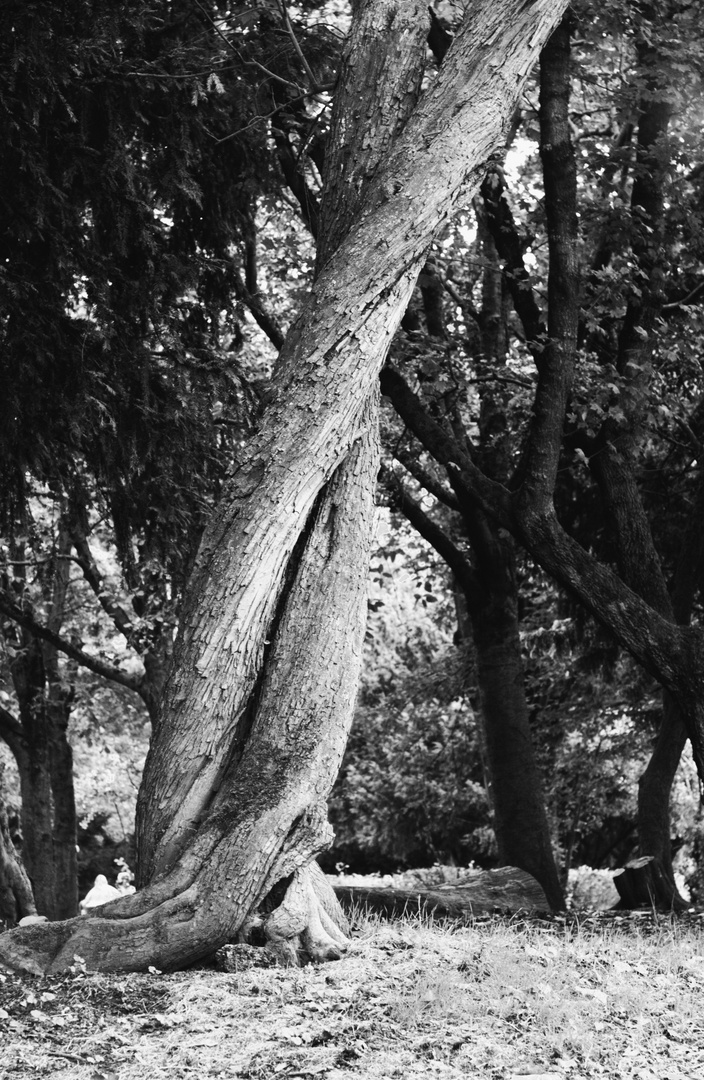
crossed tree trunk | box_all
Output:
[0,0,570,975]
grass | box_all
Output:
[1,909,703,1079]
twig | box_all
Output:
[212,91,314,143]
[279,0,322,93]
[662,280,704,311]
[192,0,303,93]
[468,372,533,390]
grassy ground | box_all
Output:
[1,908,702,1080]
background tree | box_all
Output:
[381,0,704,907]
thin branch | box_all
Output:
[394,450,460,510]
[212,90,314,143]
[380,465,479,602]
[469,371,533,390]
[442,277,479,322]
[191,0,303,94]
[279,0,322,93]
[67,499,137,642]
[379,365,514,528]
[662,280,704,311]
[478,171,546,355]
[272,129,320,238]
[0,590,145,699]
[233,266,286,351]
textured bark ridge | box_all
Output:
[333,867,550,920]
[0,793,35,927]
[0,0,570,976]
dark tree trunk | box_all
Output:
[380,9,704,906]
[10,636,77,921]
[613,855,683,910]
[385,161,564,910]
[7,521,79,921]
[468,535,564,910]
[636,698,689,910]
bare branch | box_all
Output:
[0,590,145,699]
[279,0,323,93]
[233,266,287,351]
[394,449,460,510]
[381,464,479,602]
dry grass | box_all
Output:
[1,911,703,1079]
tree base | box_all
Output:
[263,862,349,964]
[613,856,689,911]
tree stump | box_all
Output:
[333,866,550,920]
[613,855,688,911]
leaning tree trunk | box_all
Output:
[0,0,570,975]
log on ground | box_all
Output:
[333,866,550,920]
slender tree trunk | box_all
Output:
[0,0,570,976]
[386,477,564,908]
[11,643,76,919]
[13,678,56,918]
[2,522,78,920]
[467,534,564,910]
[636,696,688,908]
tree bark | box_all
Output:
[468,539,564,910]
[0,0,570,975]
[0,785,35,928]
[2,523,78,921]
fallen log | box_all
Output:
[332,866,550,920]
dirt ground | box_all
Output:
[1,912,703,1080]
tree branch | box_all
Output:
[380,365,514,527]
[0,704,24,758]
[273,130,320,240]
[394,449,460,510]
[232,265,286,351]
[381,464,479,603]
[517,14,579,514]
[479,168,545,353]
[0,590,145,699]
[279,0,323,93]
[69,526,136,644]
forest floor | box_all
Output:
[1,906,703,1080]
